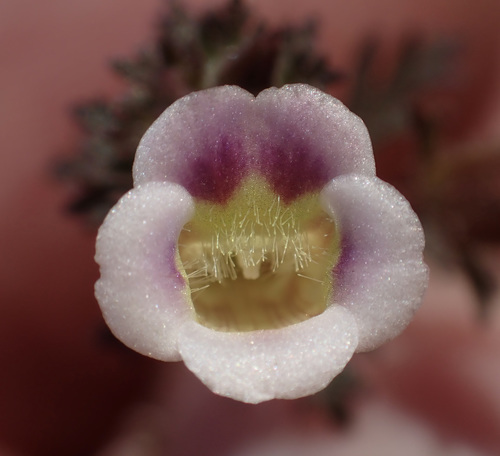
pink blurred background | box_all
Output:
[2,0,500,454]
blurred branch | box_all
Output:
[55,0,342,227]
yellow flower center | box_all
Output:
[178,176,340,332]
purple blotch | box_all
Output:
[181,135,247,204]
[156,241,187,288]
[260,140,331,203]
[331,234,356,301]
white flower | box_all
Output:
[95,84,428,403]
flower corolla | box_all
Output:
[95,84,428,403]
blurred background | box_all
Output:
[2,0,500,454]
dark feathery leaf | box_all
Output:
[55,0,341,226]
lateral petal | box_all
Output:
[95,182,195,360]
[321,174,428,351]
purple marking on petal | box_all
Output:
[332,234,354,283]
[134,85,376,205]
[180,135,248,204]
[133,86,256,204]
[252,84,376,203]
[260,141,331,203]
[161,241,186,286]
[321,175,427,352]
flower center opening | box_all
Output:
[178,176,340,332]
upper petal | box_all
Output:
[133,86,255,204]
[133,84,375,204]
[95,181,195,360]
[321,175,428,352]
[177,305,358,404]
[254,84,375,201]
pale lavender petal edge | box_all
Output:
[321,175,428,352]
[95,182,195,360]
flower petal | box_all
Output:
[133,84,375,204]
[133,86,255,204]
[321,175,428,352]
[254,84,375,201]
[177,305,358,404]
[95,182,195,360]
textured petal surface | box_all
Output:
[133,86,255,204]
[321,175,428,352]
[97,84,427,403]
[133,84,375,203]
[178,305,358,404]
[95,182,195,360]
[254,84,375,201]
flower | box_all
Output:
[95,84,427,404]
